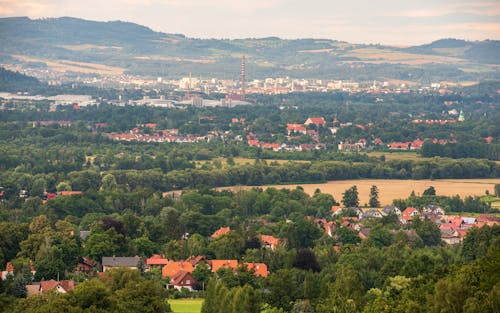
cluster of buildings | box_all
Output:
[105,124,226,144]
[324,204,498,245]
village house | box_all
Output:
[244,263,269,278]
[27,280,75,296]
[207,260,239,273]
[211,226,231,239]
[360,209,383,220]
[304,117,326,127]
[400,207,420,223]
[260,235,281,251]
[76,257,97,274]
[2,261,36,280]
[168,270,199,291]
[422,204,446,216]
[286,123,307,135]
[382,205,401,216]
[162,261,194,278]
[146,254,169,270]
[101,256,141,272]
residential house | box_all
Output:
[400,207,420,223]
[313,218,336,237]
[331,206,343,216]
[146,254,169,270]
[361,209,383,220]
[304,117,326,127]
[76,257,97,274]
[207,260,238,273]
[26,280,75,295]
[244,263,269,278]
[211,226,231,239]
[168,270,199,291]
[186,255,207,267]
[102,256,141,272]
[2,261,36,280]
[287,124,307,135]
[260,235,281,251]
[422,205,445,216]
[162,261,194,278]
[382,205,401,216]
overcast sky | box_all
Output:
[0,0,499,45]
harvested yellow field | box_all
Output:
[344,48,466,65]
[60,44,123,51]
[12,55,125,75]
[223,179,500,206]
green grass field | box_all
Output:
[169,299,203,313]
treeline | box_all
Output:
[422,141,500,160]
[393,194,491,213]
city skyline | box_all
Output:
[0,0,499,45]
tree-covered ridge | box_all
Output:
[1,17,499,80]
[0,68,44,92]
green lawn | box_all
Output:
[169,299,204,313]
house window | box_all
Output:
[186,280,190,284]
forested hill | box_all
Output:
[0,67,44,92]
[1,17,500,81]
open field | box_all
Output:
[365,152,423,161]
[11,55,125,75]
[221,179,500,206]
[195,157,310,168]
[169,299,203,313]
[343,47,467,65]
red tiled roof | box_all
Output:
[244,263,268,277]
[260,235,280,246]
[170,270,198,286]
[211,226,231,239]
[40,280,75,293]
[305,117,326,126]
[58,191,82,196]
[146,254,168,266]
[209,260,238,272]
[162,261,194,278]
[287,124,306,132]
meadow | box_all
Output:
[169,299,203,313]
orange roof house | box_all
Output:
[58,191,83,196]
[146,254,169,267]
[260,235,281,250]
[287,124,307,135]
[169,270,199,291]
[40,280,75,294]
[304,117,326,127]
[244,263,269,277]
[162,261,194,278]
[211,227,231,239]
[208,260,238,273]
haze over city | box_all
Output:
[0,0,499,45]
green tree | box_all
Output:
[101,173,118,191]
[342,186,359,207]
[423,186,436,196]
[209,231,245,260]
[369,185,380,207]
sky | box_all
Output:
[0,0,499,45]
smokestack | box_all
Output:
[241,55,245,100]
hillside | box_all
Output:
[1,17,499,81]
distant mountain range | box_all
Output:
[1,17,499,82]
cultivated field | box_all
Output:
[12,55,125,75]
[169,299,203,313]
[223,179,500,206]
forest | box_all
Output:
[0,90,499,313]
